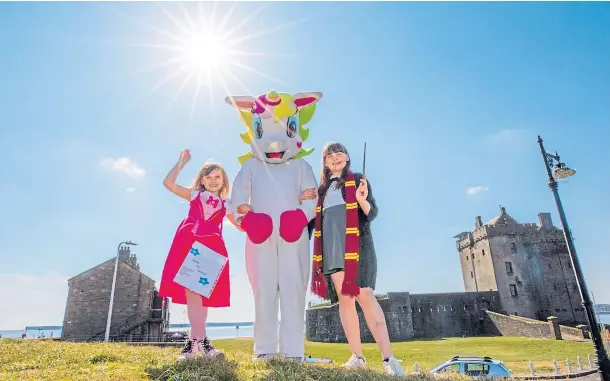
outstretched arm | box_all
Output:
[163,149,192,201]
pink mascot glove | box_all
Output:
[240,212,273,244]
[279,209,308,243]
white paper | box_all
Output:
[173,241,228,299]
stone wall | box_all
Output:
[306,291,501,342]
[61,258,158,341]
[306,292,414,343]
[483,310,554,338]
[410,292,500,338]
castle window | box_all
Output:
[509,284,518,297]
[510,243,517,254]
[505,262,513,275]
[472,254,475,260]
[482,249,486,256]
[471,271,474,278]
[466,256,469,261]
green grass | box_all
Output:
[0,337,596,381]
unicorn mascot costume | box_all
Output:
[225,91,322,360]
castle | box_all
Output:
[455,206,585,325]
[61,246,170,342]
[306,206,587,342]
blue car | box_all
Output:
[429,356,512,379]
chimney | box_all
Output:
[475,216,483,229]
[538,213,553,229]
[118,246,131,262]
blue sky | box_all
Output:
[1,2,609,329]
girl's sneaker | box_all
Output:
[177,339,198,361]
[340,354,367,369]
[198,337,224,359]
[383,357,406,376]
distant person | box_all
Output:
[308,142,405,376]
[159,149,240,361]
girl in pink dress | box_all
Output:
[159,149,240,361]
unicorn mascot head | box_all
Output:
[224,91,323,165]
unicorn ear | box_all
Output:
[292,92,323,108]
[224,95,256,109]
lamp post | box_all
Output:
[104,241,138,343]
[537,136,610,381]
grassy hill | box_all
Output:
[0,337,595,380]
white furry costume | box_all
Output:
[225,91,322,358]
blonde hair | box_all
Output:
[191,163,230,198]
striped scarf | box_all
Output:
[311,171,360,299]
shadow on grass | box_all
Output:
[259,358,446,381]
[146,356,240,381]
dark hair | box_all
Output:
[318,142,351,199]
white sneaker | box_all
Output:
[383,357,406,376]
[341,353,367,369]
[176,339,198,361]
[197,337,224,359]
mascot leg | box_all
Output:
[277,231,310,358]
[245,236,280,356]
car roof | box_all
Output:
[448,356,503,365]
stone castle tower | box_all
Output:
[454,206,586,325]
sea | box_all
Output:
[0,322,254,340]
[2,315,609,340]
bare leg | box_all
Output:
[185,289,208,340]
[330,271,362,356]
[356,288,392,359]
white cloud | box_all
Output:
[100,157,146,179]
[0,272,68,329]
[126,187,136,193]
[467,186,489,196]
[486,128,532,145]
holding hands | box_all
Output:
[299,188,317,204]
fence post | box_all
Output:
[587,354,593,369]
[414,362,420,374]
[529,360,535,376]
[577,356,582,371]
[566,358,572,373]
[553,359,560,375]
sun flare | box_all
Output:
[182,32,228,72]
[107,2,305,120]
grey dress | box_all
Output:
[319,172,379,304]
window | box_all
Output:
[505,262,513,275]
[472,254,475,260]
[440,364,460,373]
[482,249,486,256]
[466,256,469,261]
[471,271,474,278]
[553,284,557,291]
[465,363,490,377]
[509,284,518,297]
[510,243,517,254]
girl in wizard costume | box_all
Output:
[309,142,405,376]
[159,149,240,361]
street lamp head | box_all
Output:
[553,165,576,180]
[125,241,138,246]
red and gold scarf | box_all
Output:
[311,171,360,299]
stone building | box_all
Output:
[61,246,170,342]
[455,206,586,325]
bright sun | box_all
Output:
[115,2,302,119]
[183,32,228,72]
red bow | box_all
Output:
[206,196,219,208]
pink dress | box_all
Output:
[159,190,231,307]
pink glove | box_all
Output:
[279,209,308,243]
[241,212,273,244]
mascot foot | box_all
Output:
[241,212,273,244]
[279,209,308,243]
